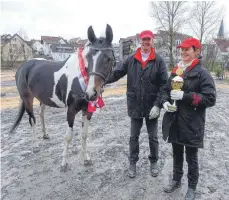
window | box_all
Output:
[176,40,181,45]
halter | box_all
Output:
[87,46,116,85]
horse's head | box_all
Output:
[84,24,115,101]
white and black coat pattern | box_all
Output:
[10,24,115,171]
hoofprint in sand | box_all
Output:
[1,84,229,200]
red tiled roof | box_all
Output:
[71,39,88,48]
[77,39,88,44]
[41,36,60,43]
[41,36,68,44]
[214,38,229,52]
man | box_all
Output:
[106,30,168,178]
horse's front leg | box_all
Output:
[82,111,93,165]
[61,106,76,171]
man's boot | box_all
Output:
[163,179,181,193]
[150,162,159,177]
[185,188,196,200]
[128,163,136,178]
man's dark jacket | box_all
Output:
[107,48,168,118]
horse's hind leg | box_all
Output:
[39,103,50,139]
[23,94,40,153]
[82,111,93,165]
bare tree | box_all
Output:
[18,27,29,41]
[1,45,3,65]
[150,1,188,68]
[21,43,32,61]
[202,37,229,79]
[201,38,218,71]
[17,28,33,61]
[9,44,24,68]
[225,31,229,39]
[188,1,223,44]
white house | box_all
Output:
[50,44,75,61]
[1,34,33,62]
[41,36,68,56]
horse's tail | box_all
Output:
[9,99,25,133]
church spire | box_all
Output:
[217,19,224,39]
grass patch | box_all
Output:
[0,86,127,110]
[1,86,17,93]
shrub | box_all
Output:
[214,66,223,78]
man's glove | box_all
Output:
[170,90,184,100]
[149,106,160,119]
[163,101,176,112]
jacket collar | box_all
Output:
[134,48,156,67]
[172,58,200,77]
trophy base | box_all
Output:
[167,105,177,112]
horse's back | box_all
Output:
[16,59,66,80]
[16,59,68,107]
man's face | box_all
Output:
[140,37,153,52]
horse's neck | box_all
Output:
[65,50,87,73]
[63,51,88,92]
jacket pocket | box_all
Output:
[185,113,202,137]
[127,92,136,110]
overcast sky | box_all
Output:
[1,0,229,43]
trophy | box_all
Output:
[168,75,184,112]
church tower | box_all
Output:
[217,19,224,39]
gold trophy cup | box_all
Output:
[168,76,184,112]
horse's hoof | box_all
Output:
[43,134,50,140]
[60,163,70,172]
[84,160,93,166]
[33,146,40,153]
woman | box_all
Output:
[161,38,216,200]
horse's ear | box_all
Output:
[87,26,96,43]
[105,24,113,44]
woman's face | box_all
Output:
[181,47,200,63]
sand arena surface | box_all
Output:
[1,70,229,199]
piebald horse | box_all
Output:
[10,24,115,171]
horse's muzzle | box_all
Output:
[85,89,98,101]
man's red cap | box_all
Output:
[177,37,201,49]
[139,30,154,39]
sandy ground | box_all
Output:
[1,78,229,200]
[0,70,16,82]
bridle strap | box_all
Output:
[89,47,114,51]
[87,46,116,86]
[88,72,106,81]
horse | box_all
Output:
[9,24,115,171]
